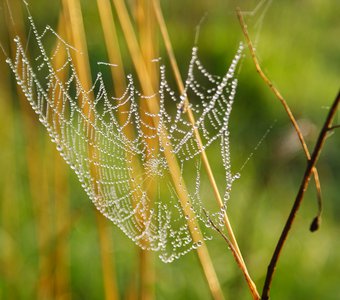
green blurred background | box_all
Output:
[0,0,339,299]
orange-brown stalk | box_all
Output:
[152,2,259,299]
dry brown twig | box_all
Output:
[236,6,340,300]
[236,8,323,227]
[329,124,340,130]
[203,210,261,300]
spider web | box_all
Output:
[6,13,243,263]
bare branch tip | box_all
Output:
[310,216,321,232]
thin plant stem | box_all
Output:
[152,1,259,299]
[236,8,323,221]
[261,91,340,300]
[111,0,225,299]
[96,0,144,203]
[328,124,340,131]
[135,1,158,299]
[96,1,156,298]
[96,0,127,97]
[0,14,21,297]
[61,1,120,299]
[152,0,243,263]
[50,12,71,298]
[205,211,260,300]
[95,212,120,300]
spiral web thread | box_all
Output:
[7,14,243,263]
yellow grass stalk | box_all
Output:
[96,0,127,100]
[151,1,259,299]
[0,13,21,297]
[61,1,119,299]
[96,0,143,193]
[135,0,159,168]
[53,152,71,300]
[111,0,224,299]
[152,0,239,258]
[50,12,71,299]
[95,212,120,300]
[0,83,20,298]
[97,0,156,298]
[134,1,159,299]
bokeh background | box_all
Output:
[0,0,339,299]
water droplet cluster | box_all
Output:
[6,13,243,263]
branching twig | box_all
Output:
[236,8,323,224]
[328,124,340,131]
[261,91,340,299]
